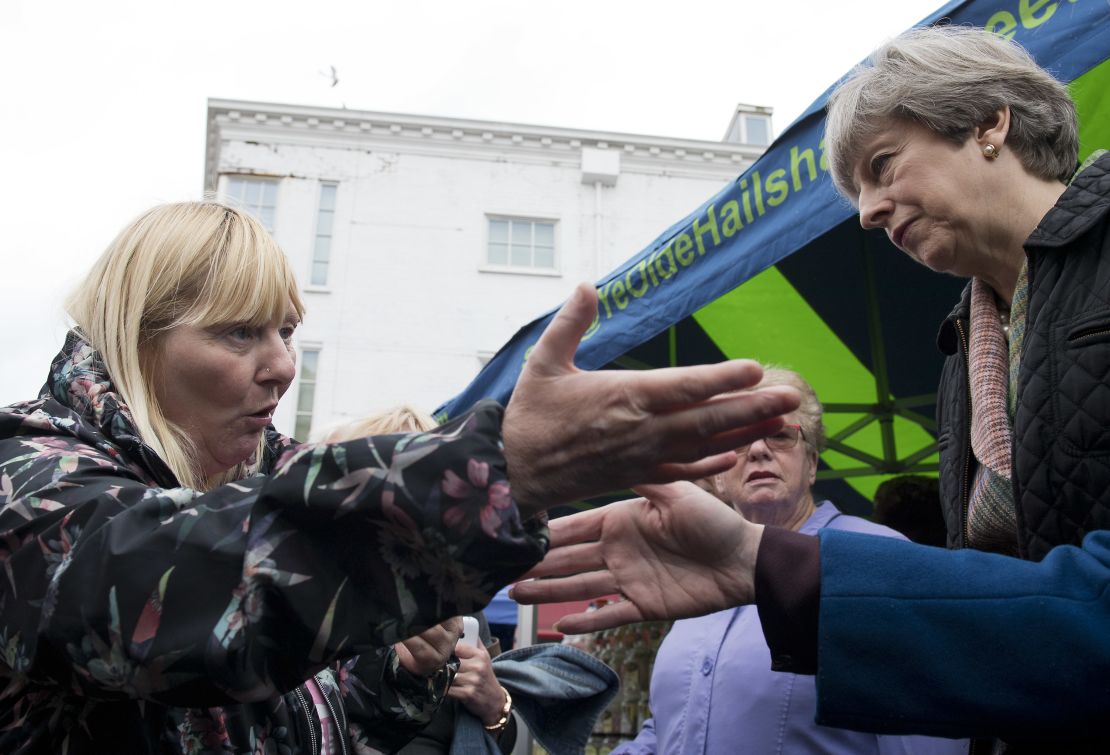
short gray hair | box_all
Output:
[825,25,1078,201]
[745,366,826,452]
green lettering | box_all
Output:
[766,169,789,207]
[674,233,695,266]
[626,260,650,298]
[692,205,721,255]
[655,245,678,278]
[720,200,743,236]
[644,252,660,287]
[818,138,828,172]
[740,178,754,224]
[612,280,629,310]
[1019,0,1056,27]
[986,10,1018,38]
[580,313,601,342]
[596,282,614,319]
[753,171,765,216]
[790,146,817,191]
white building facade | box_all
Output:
[204,99,771,439]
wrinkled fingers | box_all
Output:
[631,360,766,411]
[662,387,800,449]
[511,569,619,605]
[555,599,645,635]
[520,540,603,580]
[546,504,615,547]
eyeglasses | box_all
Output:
[737,424,806,453]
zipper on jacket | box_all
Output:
[315,671,350,755]
[953,317,973,547]
[1067,326,1110,344]
[294,685,319,755]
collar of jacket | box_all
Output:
[46,329,180,487]
[936,281,973,357]
[1025,151,1110,250]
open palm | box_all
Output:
[512,481,763,633]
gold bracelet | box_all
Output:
[483,687,512,735]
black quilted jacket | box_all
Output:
[936,152,1110,562]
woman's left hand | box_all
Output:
[447,641,506,725]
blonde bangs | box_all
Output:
[180,209,305,331]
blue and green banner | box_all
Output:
[439,0,1110,425]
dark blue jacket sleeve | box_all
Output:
[815,528,1110,740]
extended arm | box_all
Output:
[0,402,538,706]
[811,528,1110,739]
[0,282,798,711]
[512,481,1110,739]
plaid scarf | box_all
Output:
[963,151,1104,554]
[966,271,1025,554]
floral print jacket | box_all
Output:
[0,332,548,754]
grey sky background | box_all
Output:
[0,0,943,406]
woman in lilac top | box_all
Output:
[612,369,966,755]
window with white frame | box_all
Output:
[487,217,556,271]
[726,114,772,146]
[311,182,338,286]
[743,114,771,146]
[294,348,319,440]
[224,176,279,231]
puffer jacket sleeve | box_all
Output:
[0,400,548,709]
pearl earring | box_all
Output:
[983,143,999,159]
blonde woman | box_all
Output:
[0,200,796,753]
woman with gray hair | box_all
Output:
[825,24,1101,561]
[513,25,1110,753]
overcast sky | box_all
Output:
[0,0,944,406]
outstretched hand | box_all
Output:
[510,481,764,634]
[503,283,800,515]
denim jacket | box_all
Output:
[450,643,619,755]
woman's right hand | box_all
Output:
[503,283,800,516]
[511,481,764,633]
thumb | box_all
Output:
[526,283,598,376]
[453,640,480,658]
[393,642,414,670]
